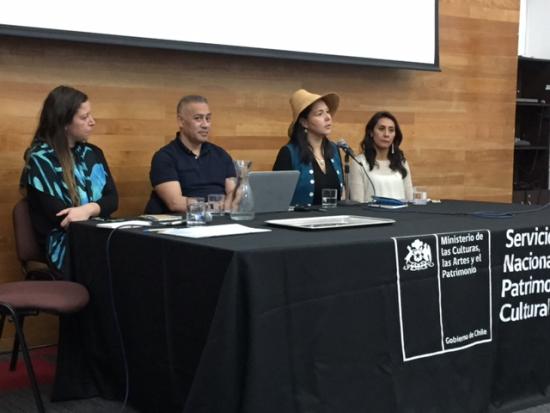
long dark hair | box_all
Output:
[360,111,407,178]
[289,101,334,164]
[25,85,88,205]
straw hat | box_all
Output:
[287,89,340,137]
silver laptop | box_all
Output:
[249,171,299,213]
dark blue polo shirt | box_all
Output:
[145,135,235,213]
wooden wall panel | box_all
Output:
[0,0,519,349]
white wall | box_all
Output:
[519,0,550,59]
[0,0,437,67]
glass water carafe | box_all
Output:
[230,160,255,221]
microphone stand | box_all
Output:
[335,139,377,204]
[343,149,377,203]
[344,152,350,195]
[339,150,361,206]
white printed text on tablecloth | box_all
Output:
[393,230,491,361]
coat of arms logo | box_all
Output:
[403,239,434,271]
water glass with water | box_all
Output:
[321,188,338,208]
[187,201,207,226]
[207,194,225,216]
[412,187,428,205]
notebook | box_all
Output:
[248,171,299,213]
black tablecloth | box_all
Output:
[53,201,550,412]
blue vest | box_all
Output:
[286,142,344,205]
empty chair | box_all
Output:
[10,198,59,376]
[0,280,89,413]
[12,198,57,280]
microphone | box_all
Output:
[337,140,353,198]
[336,139,355,157]
[335,138,377,201]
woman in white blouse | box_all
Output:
[349,111,413,202]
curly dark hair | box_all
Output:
[360,111,407,178]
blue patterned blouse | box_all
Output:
[25,142,118,276]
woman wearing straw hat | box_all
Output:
[348,111,413,202]
[273,89,344,206]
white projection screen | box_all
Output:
[0,0,439,71]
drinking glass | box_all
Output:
[207,194,225,216]
[412,187,428,205]
[187,201,207,225]
[321,188,338,208]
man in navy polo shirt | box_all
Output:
[145,95,236,213]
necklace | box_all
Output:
[314,155,325,166]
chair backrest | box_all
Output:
[13,198,44,263]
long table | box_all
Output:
[52,201,550,412]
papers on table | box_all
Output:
[95,220,269,238]
[96,220,152,229]
[153,223,271,238]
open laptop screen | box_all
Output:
[248,171,299,213]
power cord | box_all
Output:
[98,218,186,412]
[104,224,136,413]
[471,201,550,218]
[363,202,550,219]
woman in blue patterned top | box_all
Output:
[23,85,118,278]
[273,89,344,206]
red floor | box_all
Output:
[0,346,56,392]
